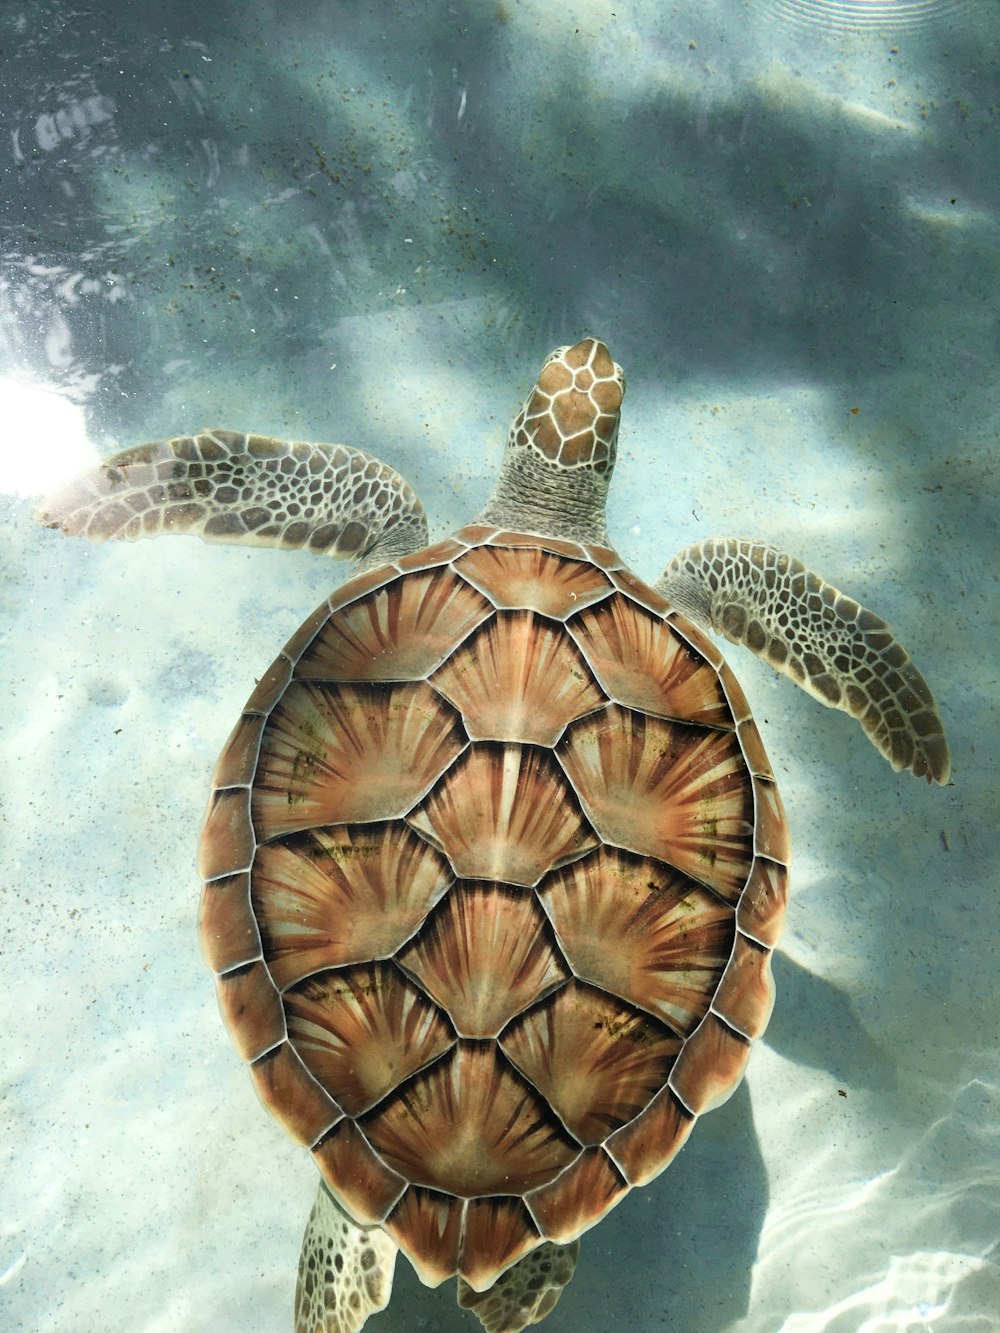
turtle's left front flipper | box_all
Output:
[37,429,428,567]
[294,1183,398,1333]
[656,538,950,784]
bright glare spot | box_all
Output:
[0,378,97,497]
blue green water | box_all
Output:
[2,2,997,1329]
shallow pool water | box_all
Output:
[2,2,997,1330]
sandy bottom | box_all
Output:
[2,2,996,1330]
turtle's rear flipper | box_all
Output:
[36,430,428,567]
[657,538,950,784]
[294,1184,397,1333]
[457,1240,580,1333]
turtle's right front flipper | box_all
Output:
[657,537,950,785]
[37,429,428,567]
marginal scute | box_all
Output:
[395,535,470,572]
[460,1199,541,1293]
[384,1187,465,1288]
[736,716,773,779]
[199,872,261,974]
[666,610,726,670]
[711,933,775,1040]
[537,846,734,1035]
[279,598,337,667]
[605,1086,695,1187]
[753,776,790,864]
[325,562,399,616]
[406,743,598,886]
[605,565,670,617]
[668,1013,751,1114]
[252,824,453,987]
[579,540,622,572]
[736,856,789,947]
[215,961,286,1062]
[430,611,606,745]
[210,713,266,788]
[718,666,753,725]
[248,1041,341,1147]
[525,1148,628,1244]
[198,786,255,881]
[397,885,568,1038]
[312,1119,407,1225]
[451,522,497,547]
[243,652,293,715]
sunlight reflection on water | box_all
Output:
[754,0,970,32]
[0,378,94,496]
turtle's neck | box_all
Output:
[475,444,612,547]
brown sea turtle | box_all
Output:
[39,338,949,1333]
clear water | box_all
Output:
[2,2,997,1329]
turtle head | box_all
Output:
[478,338,626,544]
[513,338,625,473]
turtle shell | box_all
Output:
[197,523,790,1293]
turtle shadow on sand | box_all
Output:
[767,952,897,1095]
[389,1082,766,1331]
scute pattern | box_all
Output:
[500,982,682,1143]
[431,610,605,744]
[284,963,455,1115]
[454,543,613,618]
[557,704,754,897]
[397,885,568,1038]
[362,1043,579,1196]
[252,823,453,987]
[200,532,789,1294]
[568,595,736,726]
[407,743,598,885]
[296,569,491,682]
[253,679,466,838]
[536,847,735,1034]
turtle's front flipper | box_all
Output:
[457,1241,580,1333]
[656,538,950,784]
[37,430,428,567]
[294,1184,397,1333]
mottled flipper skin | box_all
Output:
[458,1242,580,1333]
[37,429,428,568]
[657,538,950,784]
[295,1186,397,1333]
[293,1167,578,1333]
